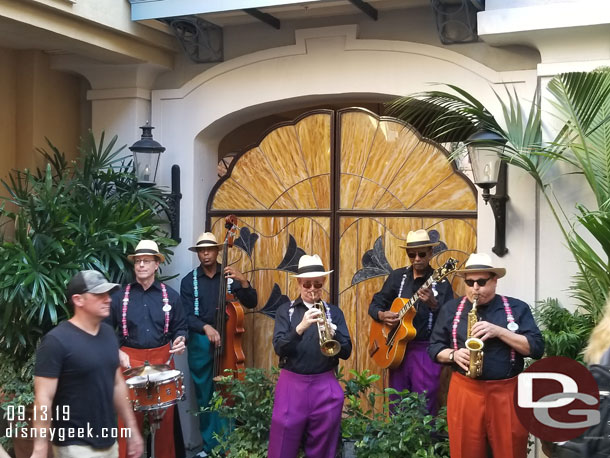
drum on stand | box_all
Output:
[126,369,185,411]
[124,364,186,458]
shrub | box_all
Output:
[208,368,278,458]
[534,297,593,362]
[341,369,449,458]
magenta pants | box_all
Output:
[268,369,344,458]
[389,340,442,415]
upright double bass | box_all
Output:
[213,215,246,381]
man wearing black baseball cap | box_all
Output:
[31,271,144,458]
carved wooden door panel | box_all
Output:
[207,108,476,381]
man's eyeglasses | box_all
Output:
[464,277,492,287]
[407,251,428,259]
[136,259,156,265]
[302,281,324,290]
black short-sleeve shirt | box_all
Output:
[34,321,119,448]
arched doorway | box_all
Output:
[206,107,476,384]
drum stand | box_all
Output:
[147,407,168,458]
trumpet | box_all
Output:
[313,301,341,357]
[465,294,484,378]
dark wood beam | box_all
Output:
[348,0,378,20]
[208,209,478,218]
[244,8,280,29]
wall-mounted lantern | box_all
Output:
[130,123,182,242]
[466,129,509,256]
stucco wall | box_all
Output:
[0,48,86,180]
[154,6,540,91]
[0,48,17,184]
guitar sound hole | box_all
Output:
[386,327,397,346]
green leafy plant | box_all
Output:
[0,131,174,451]
[208,368,279,458]
[534,298,593,362]
[341,369,382,442]
[0,354,35,449]
[341,369,449,458]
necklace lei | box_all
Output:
[452,295,515,364]
[193,270,199,316]
[122,282,170,337]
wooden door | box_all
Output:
[207,108,476,384]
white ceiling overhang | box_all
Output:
[129,1,329,21]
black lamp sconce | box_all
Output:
[130,123,182,242]
[466,129,509,257]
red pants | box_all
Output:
[447,373,528,458]
[118,344,176,458]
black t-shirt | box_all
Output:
[34,321,119,448]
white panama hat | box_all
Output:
[188,232,223,252]
[291,254,334,278]
[127,240,165,263]
[398,229,440,249]
[455,252,506,278]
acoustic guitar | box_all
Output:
[368,258,458,369]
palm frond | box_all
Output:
[386,85,495,142]
[547,70,610,205]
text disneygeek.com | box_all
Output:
[4,424,132,441]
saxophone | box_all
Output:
[465,294,484,378]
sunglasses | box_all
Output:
[407,251,428,259]
[464,277,493,287]
[302,281,324,290]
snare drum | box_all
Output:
[126,369,185,411]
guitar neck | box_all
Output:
[398,275,435,319]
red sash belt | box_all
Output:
[120,343,173,370]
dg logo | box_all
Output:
[514,356,600,442]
